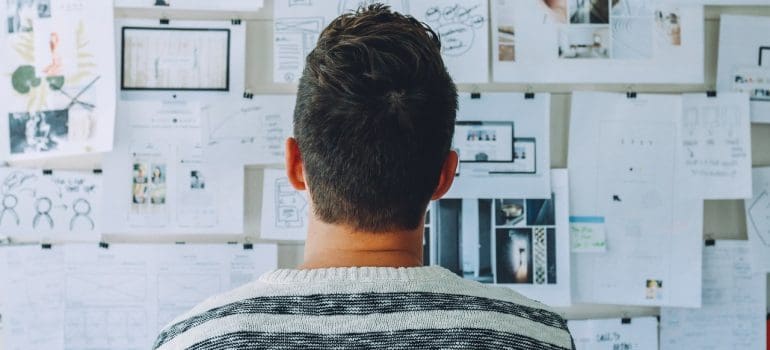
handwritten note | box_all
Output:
[679,92,752,199]
[570,216,607,253]
[568,317,658,350]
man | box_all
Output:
[155,5,574,349]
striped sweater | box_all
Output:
[154,266,575,350]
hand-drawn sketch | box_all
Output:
[275,177,307,229]
[273,0,486,83]
[409,0,489,82]
[678,93,752,199]
[0,168,102,240]
[202,95,296,165]
[273,17,325,83]
[1,0,116,160]
[261,168,309,240]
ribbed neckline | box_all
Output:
[259,265,456,284]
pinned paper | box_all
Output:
[570,216,607,253]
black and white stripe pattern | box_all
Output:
[155,292,571,349]
[186,329,572,350]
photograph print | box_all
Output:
[569,0,609,24]
[496,228,533,284]
[8,110,69,155]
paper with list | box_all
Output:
[0,243,278,350]
[746,167,770,273]
[660,240,767,350]
[569,92,703,307]
[260,168,309,241]
[568,317,658,350]
[678,93,752,199]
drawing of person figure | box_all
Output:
[43,32,63,76]
[151,166,164,185]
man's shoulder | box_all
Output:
[154,267,574,350]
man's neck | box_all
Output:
[300,216,424,269]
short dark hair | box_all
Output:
[293,4,457,232]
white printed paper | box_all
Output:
[678,93,752,199]
[746,167,770,273]
[569,92,703,307]
[432,169,571,307]
[446,92,551,199]
[0,167,102,241]
[102,100,245,234]
[116,19,246,101]
[273,0,487,83]
[0,243,278,350]
[568,317,659,350]
[0,245,65,350]
[491,0,704,83]
[660,240,767,350]
[260,168,309,241]
[0,0,117,161]
[114,0,264,11]
[717,15,770,123]
[202,95,296,165]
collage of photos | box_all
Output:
[496,0,683,62]
[433,195,558,285]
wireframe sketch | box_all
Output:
[274,17,324,83]
[421,3,485,57]
[0,168,101,236]
[275,178,307,228]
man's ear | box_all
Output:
[285,137,307,191]
[431,150,458,200]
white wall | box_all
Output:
[16,2,769,320]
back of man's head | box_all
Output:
[294,4,458,232]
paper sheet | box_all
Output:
[260,168,309,241]
[569,92,703,307]
[273,0,487,83]
[0,0,117,161]
[445,92,551,199]
[717,15,770,123]
[747,167,770,273]
[491,0,704,83]
[678,92,752,199]
[0,245,65,350]
[407,0,489,83]
[0,243,278,350]
[568,317,658,350]
[102,100,245,234]
[0,167,102,242]
[114,0,264,11]
[660,240,767,350]
[202,95,296,166]
[432,169,570,307]
[116,18,246,102]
